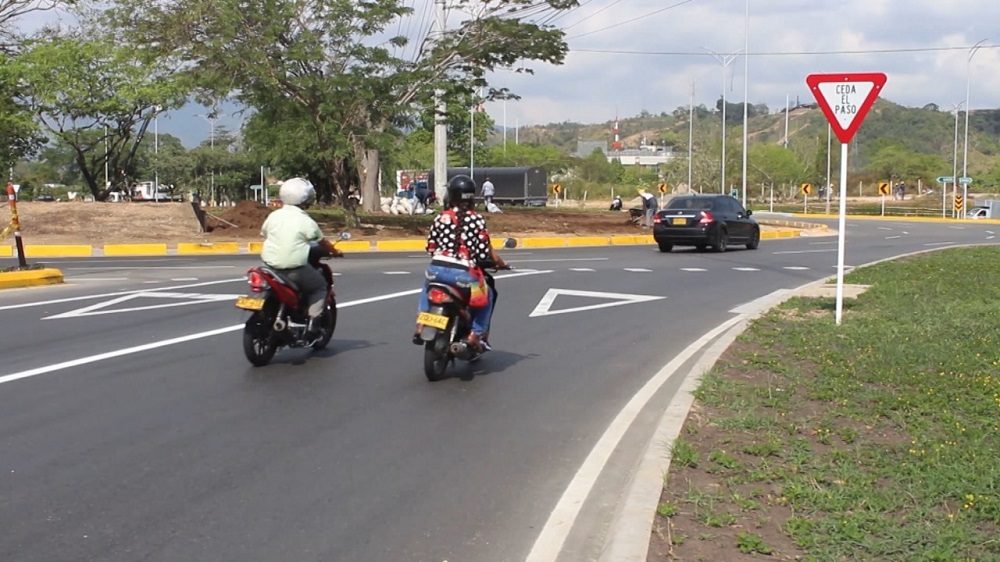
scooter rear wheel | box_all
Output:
[423,336,450,381]
[312,301,337,350]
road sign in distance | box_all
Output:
[552,183,561,194]
[959,177,973,185]
[658,183,667,193]
[879,182,891,196]
[806,72,887,143]
[800,183,813,195]
[937,176,955,184]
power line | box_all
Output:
[569,0,698,39]
[570,44,1000,56]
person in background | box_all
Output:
[609,194,623,211]
[259,177,339,343]
[640,189,658,227]
[481,176,495,206]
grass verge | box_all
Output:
[651,246,1000,561]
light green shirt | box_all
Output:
[259,205,323,269]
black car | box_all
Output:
[652,194,759,253]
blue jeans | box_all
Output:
[417,264,495,337]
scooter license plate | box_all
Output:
[417,311,448,330]
[235,296,265,311]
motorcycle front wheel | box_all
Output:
[312,301,337,350]
[243,312,278,366]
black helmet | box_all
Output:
[446,175,477,207]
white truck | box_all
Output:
[132,181,179,201]
[966,199,1000,219]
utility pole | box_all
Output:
[688,82,694,192]
[433,0,448,202]
[740,0,749,207]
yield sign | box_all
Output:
[806,72,887,143]
[529,288,665,317]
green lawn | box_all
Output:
[652,246,1000,561]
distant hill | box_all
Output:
[500,99,1000,185]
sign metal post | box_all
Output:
[807,72,887,325]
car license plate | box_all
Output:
[235,296,265,311]
[417,311,449,330]
[671,217,687,226]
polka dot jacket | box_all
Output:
[425,208,494,267]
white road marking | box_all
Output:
[45,292,244,319]
[885,235,902,240]
[0,278,248,311]
[680,268,707,272]
[877,227,893,231]
[0,270,552,386]
[529,288,665,318]
[783,266,810,270]
[526,315,744,562]
[569,268,596,272]
[773,249,836,255]
[623,268,652,272]
[732,267,760,271]
[171,277,199,281]
[514,257,608,263]
[383,271,411,275]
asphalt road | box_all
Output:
[1,218,996,562]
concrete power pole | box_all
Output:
[433,0,448,202]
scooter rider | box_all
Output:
[260,177,339,343]
[413,175,508,350]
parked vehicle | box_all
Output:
[235,233,350,366]
[652,195,759,253]
[966,199,1000,219]
[429,167,548,206]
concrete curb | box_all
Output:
[0,228,807,259]
[0,268,64,289]
[0,228,808,290]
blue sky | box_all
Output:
[20,1,1000,146]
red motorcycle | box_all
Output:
[235,233,350,366]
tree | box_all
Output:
[106,0,576,223]
[0,52,43,168]
[1,0,75,53]
[13,37,187,198]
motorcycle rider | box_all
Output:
[259,177,339,343]
[414,175,508,351]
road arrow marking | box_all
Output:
[529,288,665,318]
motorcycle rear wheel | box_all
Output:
[243,313,278,366]
[423,335,451,381]
[312,301,337,350]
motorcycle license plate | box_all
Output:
[417,311,448,330]
[235,296,265,311]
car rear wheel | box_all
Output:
[746,227,760,250]
[657,241,673,253]
[712,229,728,252]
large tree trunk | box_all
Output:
[358,147,380,213]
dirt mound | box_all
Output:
[2,201,204,244]
[206,200,271,233]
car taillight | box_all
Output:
[698,210,714,224]
[653,214,663,224]
[428,287,451,304]
[247,270,269,293]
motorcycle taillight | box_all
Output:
[247,270,268,293]
[428,287,451,304]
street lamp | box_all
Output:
[740,0,750,207]
[962,38,988,212]
[153,105,162,202]
[703,47,741,194]
[196,110,220,204]
[688,82,694,193]
[951,101,964,218]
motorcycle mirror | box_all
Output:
[503,238,517,249]
[339,231,352,240]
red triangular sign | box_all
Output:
[806,72,887,143]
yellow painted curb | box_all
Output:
[761,230,798,239]
[519,237,567,248]
[248,241,263,254]
[375,240,425,252]
[104,243,169,256]
[0,245,10,257]
[338,240,374,253]
[176,242,241,254]
[0,268,64,289]
[565,236,612,247]
[610,235,654,245]
[25,245,92,257]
